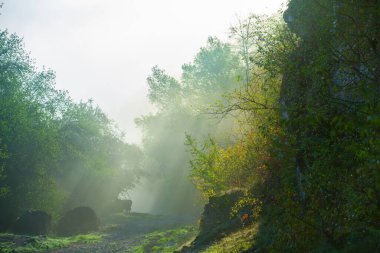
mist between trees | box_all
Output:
[0,9,278,221]
[1,1,380,251]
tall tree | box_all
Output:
[0,28,141,229]
[135,37,243,215]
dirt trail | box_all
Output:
[49,213,197,253]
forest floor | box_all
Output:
[0,213,198,253]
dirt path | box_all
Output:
[49,213,197,253]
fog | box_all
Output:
[0,0,285,215]
[0,0,284,145]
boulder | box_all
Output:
[56,206,99,236]
[177,189,255,253]
[199,190,244,234]
[13,210,51,235]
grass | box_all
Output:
[127,225,197,253]
[0,233,102,253]
[200,224,257,253]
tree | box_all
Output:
[181,37,242,108]
[135,37,243,215]
[0,30,66,228]
[0,28,141,229]
[147,66,182,110]
[57,101,142,212]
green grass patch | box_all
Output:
[127,225,197,253]
[201,225,257,253]
[0,233,102,253]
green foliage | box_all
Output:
[0,28,141,228]
[186,14,286,200]
[186,2,380,251]
[136,37,243,215]
[126,226,197,253]
[147,66,182,110]
[201,225,257,253]
[1,1,378,251]
[181,37,242,100]
[186,133,265,199]
[253,1,380,252]
[57,101,141,212]
[0,233,102,253]
[185,135,220,197]
[0,29,68,224]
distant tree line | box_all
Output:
[0,29,142,231]
[135,37,245,215]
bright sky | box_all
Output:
[0,0,286,144]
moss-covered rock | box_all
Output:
[178,190,253,252]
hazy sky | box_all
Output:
[0,0,285,144]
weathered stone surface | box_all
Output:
[181,189,252,251]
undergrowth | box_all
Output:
[127,225,197,253]
[0,233,102,253]
[200,224,256,253]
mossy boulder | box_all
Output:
[183,189,251,251]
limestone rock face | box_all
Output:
[199,190,243,234]
[192,190,251,249]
